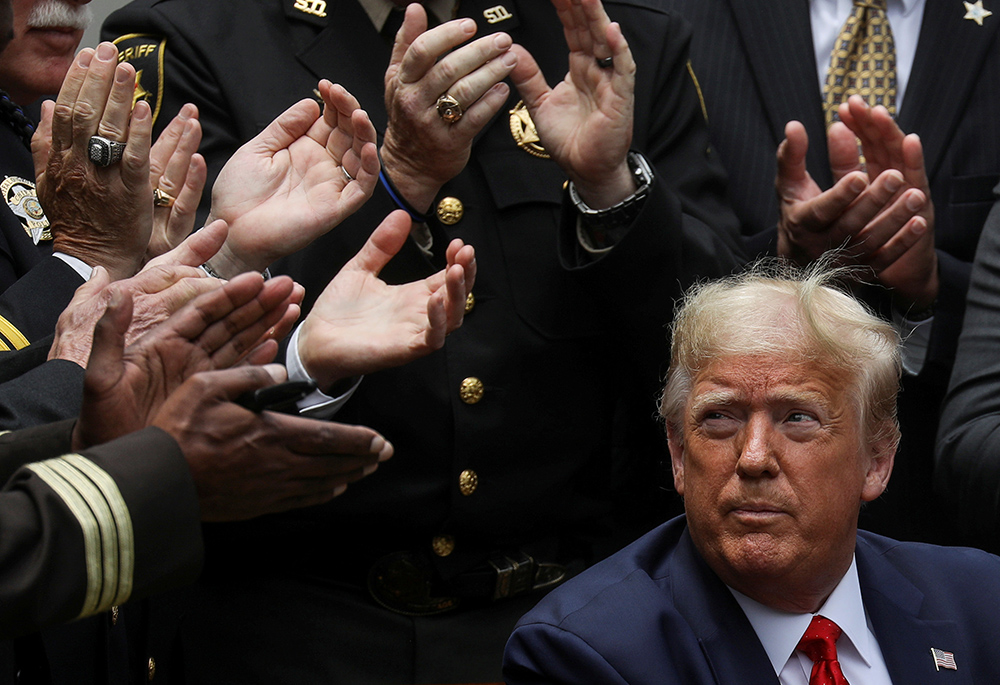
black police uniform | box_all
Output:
[104,0,746,681]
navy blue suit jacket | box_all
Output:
[504,516,1000,684]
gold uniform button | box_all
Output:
[459,469,478,496]
[460,377,484,404]
[436,197,464,225]
[464,292,475,314]
[432,534,455,557]
[147,657,156,681]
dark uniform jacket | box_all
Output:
[104,0,745,679]
[660,0,1000,545]
[0,421,203,684]
[0,100,51,294]
[505,515,1000,684]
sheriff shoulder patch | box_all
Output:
[111,34,166,125]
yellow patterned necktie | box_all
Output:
[823,0,897,127]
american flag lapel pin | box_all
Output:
[931,647,958,671]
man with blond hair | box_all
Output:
[505,266,1000,684]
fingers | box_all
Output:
[85,285,134,394]
[98,60,138,144]
[396,15,476,85]
[31,100,54,179]
[445,239,477,293]
[865,216,930,273]
[316,80,380,199]
[387,2,429,77]
[849,187,926,263]
[121,100,153,193]
[50,48,94,152]
[343,211,411,276]
[252,98,321,156]
[150,103,198,185]
[509,43,549,111]
[70,43,123,151]
[145,220,229,271]
[272,414,392,461]
[827,121,862,182]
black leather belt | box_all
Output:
[367,550,567,616]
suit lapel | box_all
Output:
[725,0,832,187]
[672,530,780,685]
[294,0,393,132]
[857,538,974,684]
[899,0,1000,181]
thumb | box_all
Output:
[252,98,319,155]
[31,99,54,180]
[145,219,229,271]
[343,210,410,276]
[84,285,134,393]
[776,120,810,190]
[199,363,288,402]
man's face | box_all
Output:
[0,0,92,105]
[668,353,893,612]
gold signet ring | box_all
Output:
[153,187,176,208]
[436,93,464,123]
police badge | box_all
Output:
[1,176,49,244]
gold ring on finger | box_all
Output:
[436,93,464,124]
[153,187,176,208]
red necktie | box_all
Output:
[797,615,851,685]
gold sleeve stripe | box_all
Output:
[686,60,709,124]
[26,461,104,616]
[44,459,121,613]
[64,454,134,606]
[0,315,29,350]
[0,338,10,352]
[26,455,135,617]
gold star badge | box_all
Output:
[964,0,992,25]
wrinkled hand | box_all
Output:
[205,79,379,277]
[33,42,153,280]
[510,0,635,208]
[72,270,299,451]
[297,210,476,390]
[380,4,516,213]
[838,96,938,310]
[146,103,206,261]
[151,364,393,521]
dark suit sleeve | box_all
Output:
[0,426,202,640]
[504,623,629,685]
[0,358,84,430]
[936,190,1000,545]
[0,257,82,347]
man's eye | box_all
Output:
[786,411,816,423]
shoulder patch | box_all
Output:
[1,175,49,243]
[111,34,166,125]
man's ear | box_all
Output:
[666,423,686,497]
[861,429,897,502]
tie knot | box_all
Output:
[797,615,843,662]
[854,0,887,9]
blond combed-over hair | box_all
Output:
[660,262,901,451]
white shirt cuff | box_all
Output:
[53,252,94,281]
[285,324,361,418]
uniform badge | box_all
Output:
[483,5,513,24]
[1,176,50,244]
[964,0,992,25]
[111,34,166,124]
[286,0,329,27]
[509,100,549,159]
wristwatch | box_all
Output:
[569,151,655,233]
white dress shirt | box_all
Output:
[730,556,895,685]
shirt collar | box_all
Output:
[356,0,457,32]
[729,555,876,677]
[814,0,919,17]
